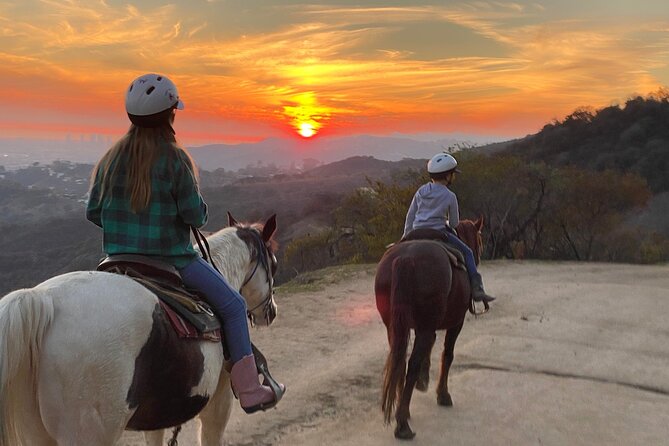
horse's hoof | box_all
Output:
[416,378,429,392]
[438,393,453,406]
[394,422,416,440]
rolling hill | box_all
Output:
[499,95,669,193]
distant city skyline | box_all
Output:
[1,0,669,145]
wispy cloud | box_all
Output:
[1,1,668,140]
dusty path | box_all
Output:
[120,261,669,445]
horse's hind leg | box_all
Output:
[38,368,131,446]
[7,375,58,445]
[37,371,129,445]
[144,430,165,446]
[47,420,126,446]
[395,330,435,440]
[437,321,464,406]
[416,332,436,392]
[44,408,128,446]
[198,371,234,446]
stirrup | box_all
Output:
[469,299,490,316]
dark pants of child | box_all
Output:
[437,227,482,285]
[436,226,494,302]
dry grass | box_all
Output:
[275,263,376,294]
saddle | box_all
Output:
[400,229,467,270]
[97,255,221,342]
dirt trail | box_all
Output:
[120,261,669,446]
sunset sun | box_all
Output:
[298,122,316,138]
[283,92,331,139]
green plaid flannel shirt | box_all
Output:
[86,147,207,268]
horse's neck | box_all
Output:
[201,228,250,289]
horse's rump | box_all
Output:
[39,272,222,433]
[401,228,466,268]
[375,240,469,330]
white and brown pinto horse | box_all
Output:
[0,214,279,446]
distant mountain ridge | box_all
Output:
[1,134,494,172]
[185,134,487,171]
[303,156,425,178]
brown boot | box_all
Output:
[230,354,285,414]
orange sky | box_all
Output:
[1,1,668,144]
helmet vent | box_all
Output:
[157,76,162,81]
[128,84,133,92]
[146,86,155,95]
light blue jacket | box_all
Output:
[403,182,459,237]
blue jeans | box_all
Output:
[439,229,481,284]
[179,257,252,363]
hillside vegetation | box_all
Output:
[502,91,669,193]
[1,94,668,294]
[0,156,422,294]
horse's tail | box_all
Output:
[381,256,413,424]
[0,287,54,446]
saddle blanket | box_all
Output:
[401,228,467,270]
[160,301,221,342]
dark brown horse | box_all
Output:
[375,217,485,439]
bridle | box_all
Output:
[240,229,277,326]
[191,226,277,326]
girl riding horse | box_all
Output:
[86,73,284,413]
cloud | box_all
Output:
[1,1,668,140]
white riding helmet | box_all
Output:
[427,153,460,174]
[125,73,184,127]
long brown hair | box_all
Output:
[90,124,197,212]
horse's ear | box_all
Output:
[475,215,484,231]
[227,211,239,227]
[262,214,277,242]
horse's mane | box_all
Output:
[456,217,484,264]
[197,227,249,289]
[238,222,279,252]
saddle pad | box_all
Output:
[160,301,221,342]
[131,275,222,335]
[437,244,466,270]
[401,229,466,270]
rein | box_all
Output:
[191,227,221,274]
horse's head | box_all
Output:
[228,212,279,327]
[456,216,484,266]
